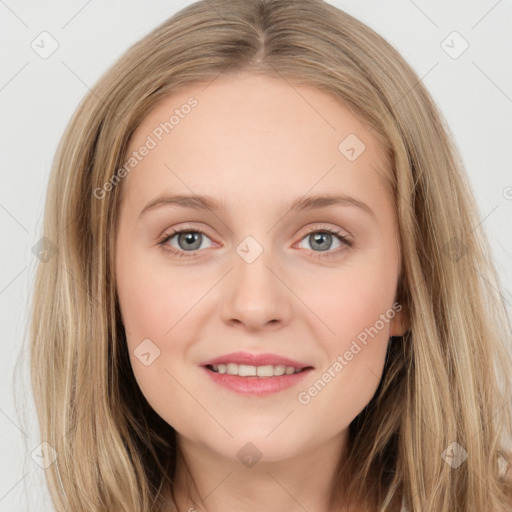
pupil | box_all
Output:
[311,232,331,251]
[179,232,201,250]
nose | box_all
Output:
[220,243,292,331]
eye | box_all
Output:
[296,224,353,257]
[158,225,215,258]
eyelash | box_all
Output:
[157,223,353,259]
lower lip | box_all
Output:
[201,367,313,396]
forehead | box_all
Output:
[121,72,392,209]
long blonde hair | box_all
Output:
[22,0,512,510]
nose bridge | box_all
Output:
[233,232,278,296]
[221,232,290,328]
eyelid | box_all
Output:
[157,223,216,246]
[299,223,351,240]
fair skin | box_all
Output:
[115,71,408,512]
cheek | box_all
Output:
[115,252,202,425]
[306,256,397,412]
[116,251,213,406]
[301,252,397,402]
[116,249,207,339]
[307,258,397,342]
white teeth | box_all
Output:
[238,364,256,377]
[210,363,302,377]
[227,363,238,375]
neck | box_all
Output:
[171,431,355,512]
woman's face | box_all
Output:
[115,72,407,464]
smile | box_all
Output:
[202,364,313,396]
[207,363,306,377]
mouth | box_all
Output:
[201,359,315,396]
[205,363,313,377]
[199,351,314,395]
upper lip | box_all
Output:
[199,351,313,369]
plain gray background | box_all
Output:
[1,1,511,510]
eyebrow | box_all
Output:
[138,192,375,219]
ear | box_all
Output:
[389,304,409,337]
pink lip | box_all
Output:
[201,366,313,396]
[199,351,314,397]
[199,351,312,369]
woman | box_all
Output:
[28,0,512,510]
